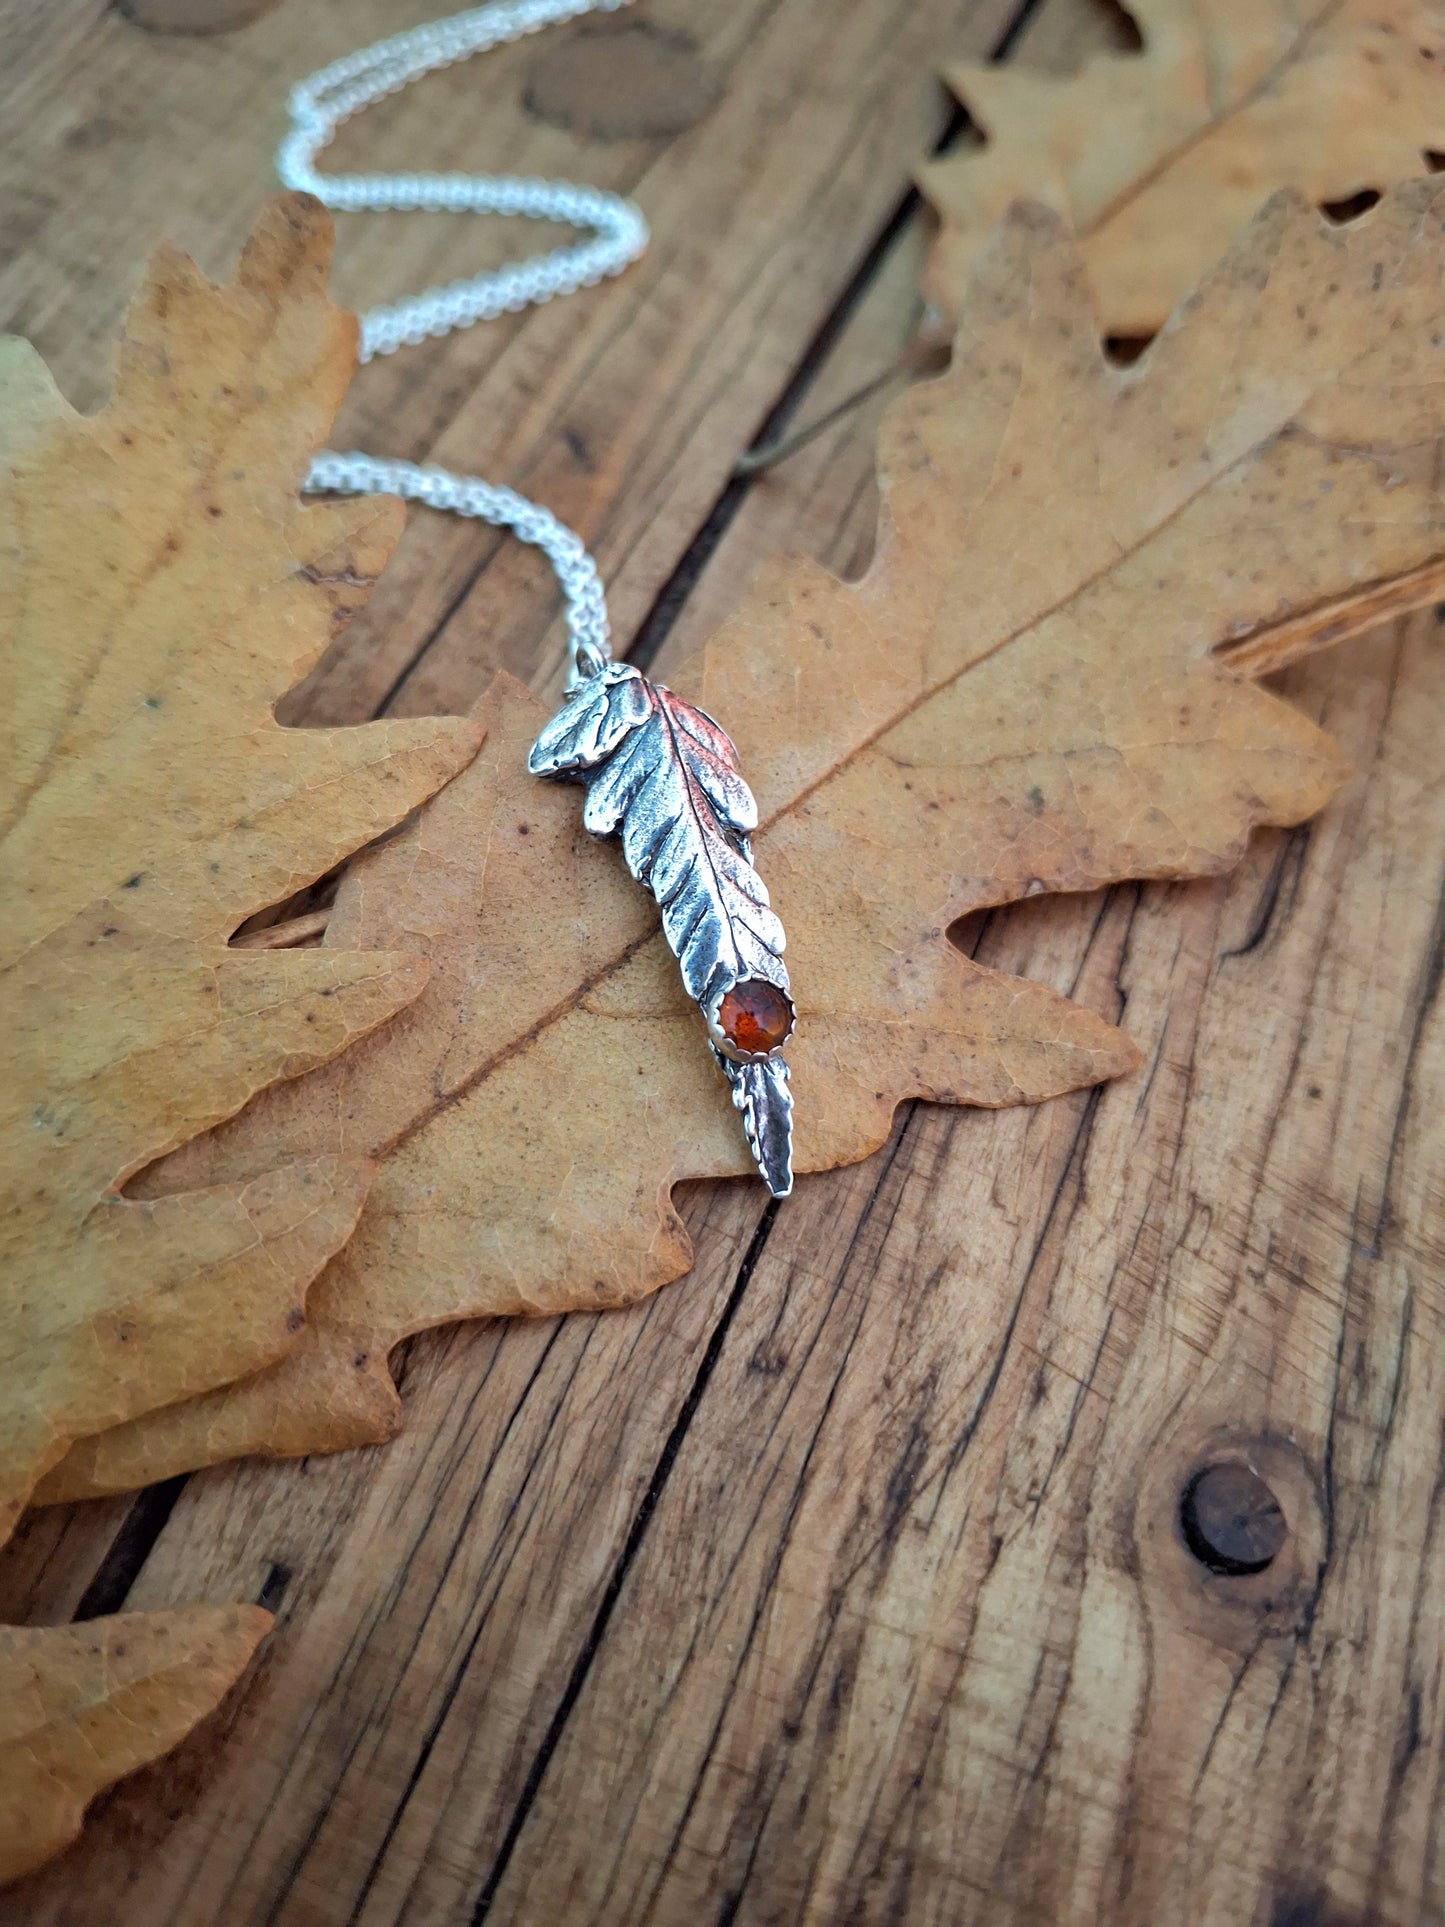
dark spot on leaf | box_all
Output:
[124,873,144,888]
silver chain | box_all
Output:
[278,0,650,681]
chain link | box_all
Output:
[278,0,648,681]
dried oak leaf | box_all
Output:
[44,179,1445,1498]
[0,1605,270,1886]
[0,193,482,1533]
[917,0,1445,338]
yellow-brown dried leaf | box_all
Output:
[917,0,1445,337]
[0,195,483,1534]
[0,1605,269,1886]
[46,179,1445,1498]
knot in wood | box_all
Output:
[1180,1461,1288,1576]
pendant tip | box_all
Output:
[721,1051,793,1201]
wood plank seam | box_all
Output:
[467,1198,783,1922]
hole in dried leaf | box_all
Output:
[933,104,987,158]
[257,1561,292,1614]
[946,891,1060,957]
[1425,149,1445,173]
[1094,0,1145,52]
[1103,332,1154,367]
[230,876,339,949]
[226,820,412,949]
[1318,187,1383,224]
[72,1476,189,1619]
[947,879,1126,979]
[947,908,993,957]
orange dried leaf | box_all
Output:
[45,179,1445,1497]
[917,0,1445,337]
[0,195,483,1534]
[0,1605,269,1886]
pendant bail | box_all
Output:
[568,636,612,687]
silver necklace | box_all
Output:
[279,0,796,1195]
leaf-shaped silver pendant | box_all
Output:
[529,662,794,1196]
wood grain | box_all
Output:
[477,616,1445,1927]
[3,0,1440,1921]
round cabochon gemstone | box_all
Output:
[717,978,794,1055]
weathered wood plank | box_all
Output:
[0,1492,138,1626]
[475,639,1445,1926]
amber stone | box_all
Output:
[717,978,793,1055]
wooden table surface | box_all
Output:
[3,2,1442,1922]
